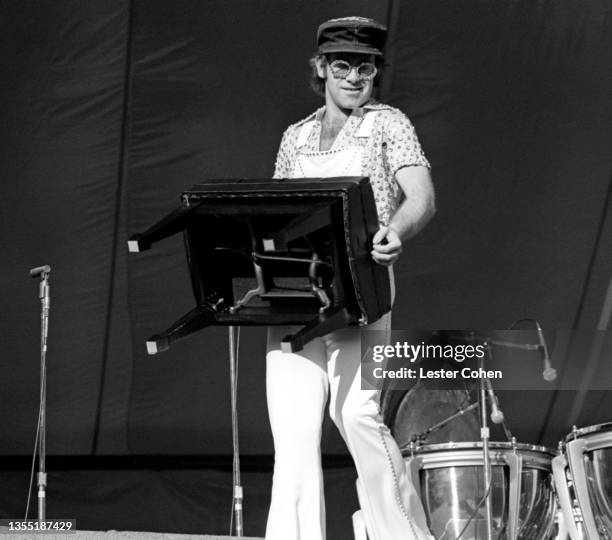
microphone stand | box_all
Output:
[409,402,480,444]
[32,266,51,520]
[228,326,243,537]
[480,341,494,540]
[478,333,554,539]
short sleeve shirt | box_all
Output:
[273,99,430,225]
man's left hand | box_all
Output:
[371,226,402,266]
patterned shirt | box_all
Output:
[273,99,430,225]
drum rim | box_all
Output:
[401,440,557,456]
[564,421,612,441]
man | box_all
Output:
[266,16,435,540]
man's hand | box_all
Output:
[371,226,402,266]
[371,166,435,267]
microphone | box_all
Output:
[30,265,51,278]
[535,321,557,381]
[485,377,504,424]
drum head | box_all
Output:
[382,381,480,448]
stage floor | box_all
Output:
[0,530,263,540]
[0,466,358,540]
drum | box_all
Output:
[382,383,481,446]
[403,441,557,540]
[552,422,612,540]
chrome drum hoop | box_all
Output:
[403,441,557,540]
[553,423,612,540]
[564,421,612,443]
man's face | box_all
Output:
[317,53,377,111]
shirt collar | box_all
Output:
[314,99,391,122]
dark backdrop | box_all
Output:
[2,0,611,460]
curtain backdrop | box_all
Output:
[382,0,612,444]
[1,0,611,457]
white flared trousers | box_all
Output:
[264,312,433,540]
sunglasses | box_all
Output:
[328,59,378,81]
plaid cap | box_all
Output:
[316,16,387,57]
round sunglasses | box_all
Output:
[328,59,378,81]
